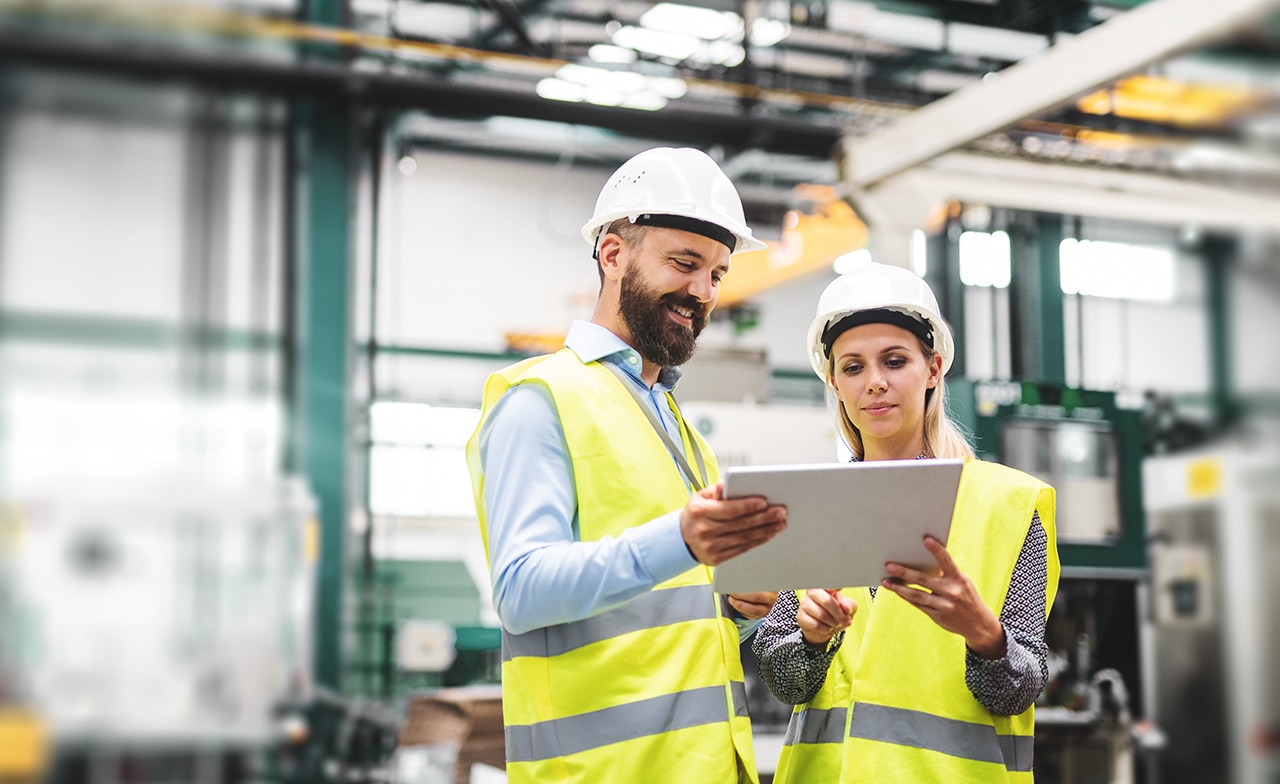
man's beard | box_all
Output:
[618,268,708,368]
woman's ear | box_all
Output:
[926,353,943,388]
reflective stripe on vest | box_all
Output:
[502,584,717,661]
[783,706,848,746]
[848,703,1034,772]
[506,682,750,762]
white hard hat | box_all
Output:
[806,262,955,379]
[581,147,767,256]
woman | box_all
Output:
[754,261,1059,783]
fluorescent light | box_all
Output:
[584,85,626,107]
[647,75,688,99]
[535,78,586,103]
[870,10,946,51]
[612,25,701,60]
[588,44,638,64]
[619,92,669,112]
[750,18,791,47]
[393,2,485,39]
[556,63,647,93]
[917,69,981,94]
[696,39,745,67]
[641,2,741,40]
[947,23,1047,61]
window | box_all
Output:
[368,402,481,517]
[1059,238,1176,302]
[911,229,927,277]
[958,230,1011,288]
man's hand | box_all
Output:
[680,482,786,566]
[797,588,856,647]
[726,592,779,620]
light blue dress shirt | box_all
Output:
[478,320,759,640]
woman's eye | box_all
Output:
[885,356,907,368]
[841,364,863,375]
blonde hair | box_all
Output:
[828,335,975,461]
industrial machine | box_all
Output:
[951,379,1152,784]
[1141,443,1280,784]
[0,479,402,783]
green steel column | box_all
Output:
[290,100,353,692]
[926,217,965,378]
[1008,212,1066,385]
[290,0,355,692]
[1202,234,1238,428]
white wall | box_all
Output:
[373,150,602,353]
[1232,265,1280,396]
[377,150,1280,405]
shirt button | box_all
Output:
[629,356,638,364]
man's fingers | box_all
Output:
[709,495,784,522]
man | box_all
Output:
[465,147,788,783]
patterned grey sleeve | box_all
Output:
[964,511,1050,716]
[751,590,843,705]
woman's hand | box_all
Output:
[727,592,779,620]
[881,536,1007,659]
[797,588,856,647]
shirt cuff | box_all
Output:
[630,509,699,582]
[965,623,1015,670]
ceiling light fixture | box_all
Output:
[750,18,791,47]
[640,2,741,39]
[612,25,702,60]
[587,44,638,64]
[535,78,586,103]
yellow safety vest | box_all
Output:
[774,460,1059,784]
[465,349,758,784]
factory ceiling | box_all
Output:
[3,0,1280,240]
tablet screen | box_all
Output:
[711,459,963,593]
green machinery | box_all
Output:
[949,378,1147,573]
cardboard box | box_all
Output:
[399,686,504,784]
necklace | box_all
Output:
[851,450,931,463]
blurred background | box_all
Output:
[0,0,1277,781]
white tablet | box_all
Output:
[711,459,964,593]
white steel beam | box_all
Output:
[841,0,1280,189]
[869,151,1280,235]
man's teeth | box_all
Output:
[672,306,693,318]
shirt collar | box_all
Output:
[564,320,683,391]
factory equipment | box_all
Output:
[0,479,363,782]
[950,379,1150,784]
[1142,444,1280,784]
